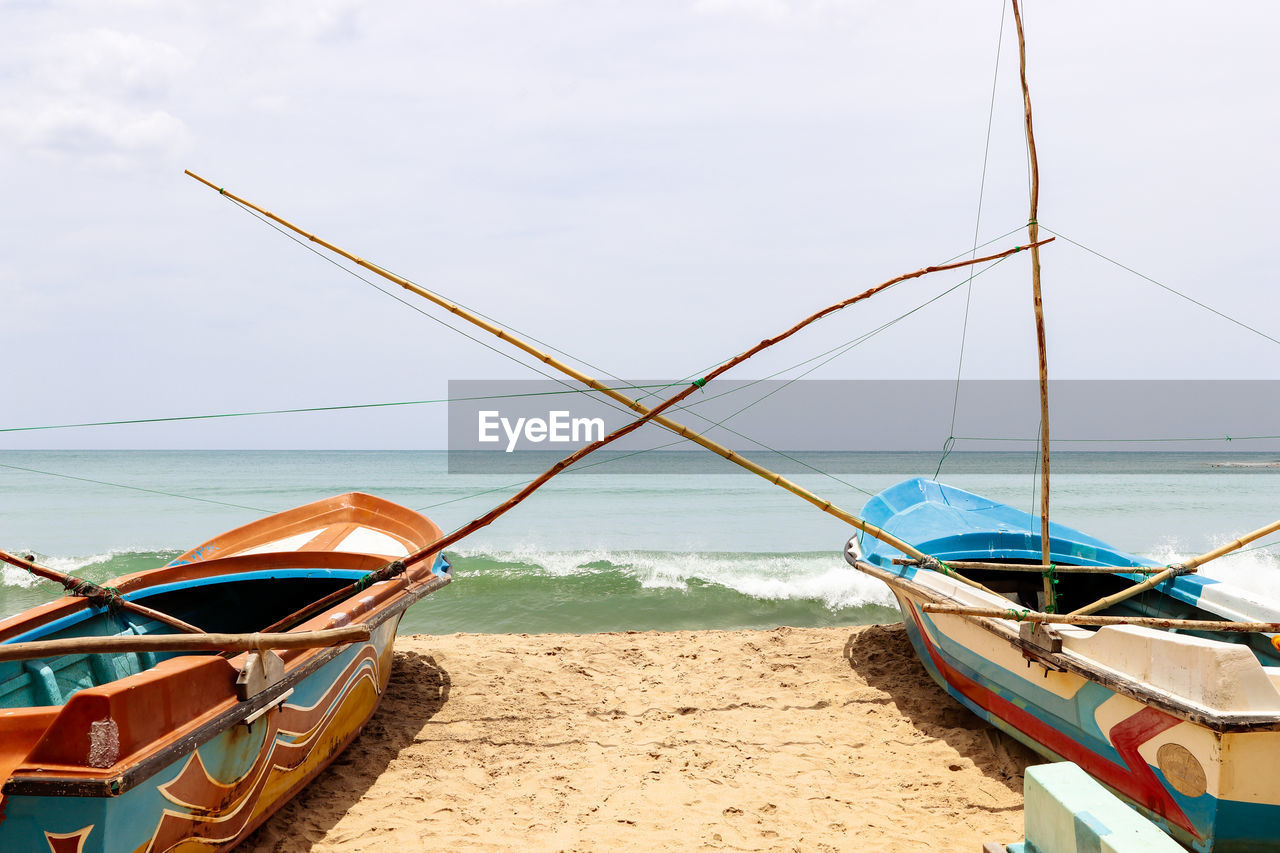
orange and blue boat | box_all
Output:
[0,492,450,852]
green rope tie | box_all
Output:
[62,578,123,611]
[353,560,407,592]
[692,377,707,388]
[1041,563,1060,614]
[1004,608,1033,622]
[920,557,952,577]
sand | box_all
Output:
[242,624,1038,852]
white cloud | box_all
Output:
[250,0,365,42]
[5,103,190,168]
[693,0,791,21]
[691,0,863,22]
[1,27,191,169]
[38,28,190,100]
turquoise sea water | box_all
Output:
[1,450,1277,634]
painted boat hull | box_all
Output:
[852,478,1280,853]
[0,493,450,852]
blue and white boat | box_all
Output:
[847,477,1280,853]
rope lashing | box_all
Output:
[352,560,407,593]
[1003,607,1033,622]
[62,577,124,611]
[919,556,953,577]
[692,377,707,388]
[1041,563,1060,613]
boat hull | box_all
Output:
[1,616,400,853]
[0,492,449,853]
[854,478,1280,853]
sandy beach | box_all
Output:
[241,624,1036,852]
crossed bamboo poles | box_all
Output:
[0,190,1035,657]
[3,173,1275,660]
[184,172,1278,623]
[184,170,1043,587]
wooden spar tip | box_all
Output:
[921,603,1280,635]
[0,625,372,664]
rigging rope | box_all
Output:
[1040,226,1280,349]
[941,0,1009,481]
[223,197,646,428]
[0,462,272,513]
[0,384,673,435]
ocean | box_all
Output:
[1,450,1277,634]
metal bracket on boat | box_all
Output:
[241,688,295,728]
[1015,622,1067,673]
[235,649,286,701]
[845,535,863,563]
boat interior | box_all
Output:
[0,569,365,709]
[962,561,1280,668]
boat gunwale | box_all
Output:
[848,554,1280,733]
[0,568,450,798]
[0,556,386,645]
[0,492,452,800]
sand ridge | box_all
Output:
[242,624,1036,852]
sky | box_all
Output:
[1,0,1277,449]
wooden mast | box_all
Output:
[184,169,1046,572]
[1010,0,1054,608]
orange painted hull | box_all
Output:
[0,493,450,853]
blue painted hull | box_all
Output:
[852,478,1280,853]
[1,621,399,852]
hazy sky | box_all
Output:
[2,1,1276,449]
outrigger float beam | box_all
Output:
[185,170,1049,592]
[0,625,371,664]
[922,604,1280,636]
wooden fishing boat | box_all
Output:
[0,492,450,852]
[846,477,1280,852]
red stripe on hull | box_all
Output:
[906,605,1198,838]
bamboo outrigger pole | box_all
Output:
[184,169,1049,583]
[0,549,203,634]
[1067,516,1280,617]
[384,242,1036,592]
[1010,0,1054,608]
[0,625,370,664]
[921,603,1280,635]
[893,558,1164,575]
[1176,517,1280,572]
